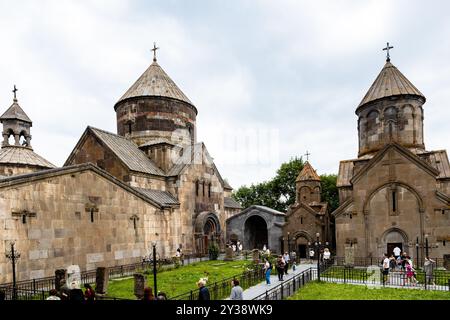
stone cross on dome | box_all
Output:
[383,42,394,62]
[12,85,18,101]
[151,42,160,62]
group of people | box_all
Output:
[382,248,437,286]
[196,277,244,300]
[46,281,96,301]
[227,240,243,253]
[262,252,297,285]
[309,247,332,264]
[141,287,168,300]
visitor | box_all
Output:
[276,255,286,281]
[382,253,390,284]
[46,289,61,300]
[142,287,154,300]
[393,246,401,259]
[84,284,95,301]
[323,248,331,266]
[197,278,210,300]
[292,259,297,272]
[389,255,396,271]
[290,251,297,264]
[238,242,243,253]
[283,252,290,275]
[232,244,237,252]
[423,257,436,286]
[396,255,402,271]
[309,249,315,263]
[156,291,167,300]
[266,247,271,256]
[59,280,71,300]
[229,279,243,300]
[69,282,85,302]
[263,258,272,286]
[405,259,418,286]
[263,244,267,252]
[400,252,408,271]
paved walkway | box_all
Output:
[226,263,316,300]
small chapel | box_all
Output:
[0,48,241,283]
[332,46,450,263]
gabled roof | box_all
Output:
[350,143,440,185]
[0,146,55,169]
[358,61,425,109]
[296,161,321,182]
[139,138,177,148]
[114,60,195,110]
[0,99,32,123]
[134,187,180,207]
[224,197,242,209]
[65,126,165,176]
[225,205,285,222]
[0,163,166,209]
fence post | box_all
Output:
[190,290,193,300]
[32,279,36,294]
[280,283,283,300]
[344,267,346,284]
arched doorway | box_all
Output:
[382,228,408,257]
[194,212,221,255]
[244,215,268,250]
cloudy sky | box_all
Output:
[1,0,449,189]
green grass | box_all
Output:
[103,260,252,299]
[288,281,450,300]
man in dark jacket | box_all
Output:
[197,279,210,300]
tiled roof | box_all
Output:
[115,60,194,108]
[358,61,425,108]
[417,150,450,179]
[224,197,242,209]
[0,99,32,123]
[296,161,321,182]
[0,146,55,168]
[134,187,179,207]
[89,127,165,176]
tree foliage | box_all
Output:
[232,157,339,213]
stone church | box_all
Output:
[0,52,241,283]
[333,56,450,262]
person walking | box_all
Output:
[323,248,331,267]
[263,258,272,286]
[424,256,436,286]
[382,253,390,284]
[276,255,286,281]
[84,284,95,301]
[393,246,401,259]
[229,279,243,300]
[283,252,290,275]
[197,278,210,300]
[309,249,315,263]
[405,259,418,286]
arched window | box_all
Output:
[366,110,379,135]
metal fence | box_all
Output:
[321,266,450,291]
[0,253,208,300]
[170,267,265,300]
[252,268,315,300]
[332,257,447,269]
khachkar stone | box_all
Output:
[55,269,67,291]
[95,267,109,294]
[224,246,234,261]
[344,246,355,266]
[134,273,146,299]
[252,249,260,264]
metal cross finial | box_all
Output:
[151,42,160,62]
[383,42,394,62]
[12,85,18,101]
[305,151,311,162]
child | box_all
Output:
[292,260,297,272]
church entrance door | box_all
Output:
[387,243,402,257]
[298,245,307,258]
[244,215,268,250]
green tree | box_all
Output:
[232,158,339,213]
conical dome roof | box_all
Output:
[358,61,425,110]
[115,60,194,110]
[0,99,32,123]
[296,161,321,182]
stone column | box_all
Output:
[95,267,109,294]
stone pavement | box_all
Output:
[226,263,316,300]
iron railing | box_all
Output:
[252,268,315,300]
[332,257,447,269]
[321,266,450,291]
[170,267,265,300]
[0,253,208,300]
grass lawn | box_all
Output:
[103,259,251,299]
[288,281,450,300]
